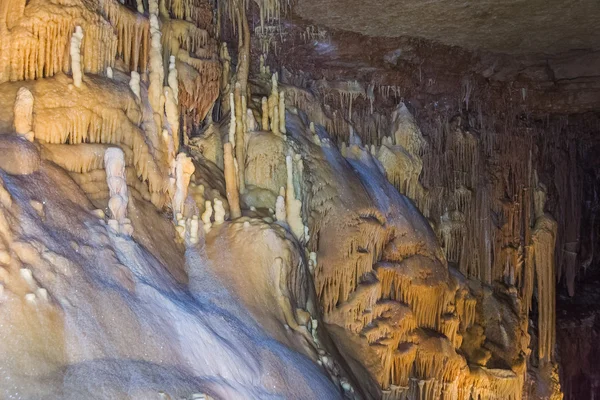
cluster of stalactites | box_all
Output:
[0,0,119,83]
[163,0,213,28]
[100,0,149,73]
[162,19,212,59]
[315,212,393,314]
[330,252,483,392]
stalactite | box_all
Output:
[438,210,467,265]
[376,258,451,330]
[314,211,393,315]
[1,0,118,84]
[162,19,213,60]
[100,0,149,73]
[177,55,221,127]
[0,1,581,398]
[455,288,477,332]
[220,43,231,92]
[164,0,213,28]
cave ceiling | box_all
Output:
[293,0,600,55]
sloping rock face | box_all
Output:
[0,161,341,399]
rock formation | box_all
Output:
[0,0,598,399]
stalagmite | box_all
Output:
[168,56,179,101]
[20,268,36,290]
[285,154,304,239]
[13,87,34,141]
[532,182,557,364]
[106,67,113,79]
[189,215,199,244]
[267,73,280,135]
[308,252,317,273]
[259,54,266,75]
[228,93,236,148]
[129,72,141,101]
[202,200,213,233]
[104,147,130,235]
[172,153,195,217]
[275,193,287,223]
[261,97,269,130]
[391,102,426,155]
[279,90,286,134]
[246,109,257,132]
[234,84,246,194]
[272,102,280,136]
[213,199,225,224]
[223,142,241,219]
[165,87,179,153]
[70,26,84,88]
[220,43,232,91]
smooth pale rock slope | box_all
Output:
[0,137,340,400]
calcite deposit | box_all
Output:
[0,0,598,399]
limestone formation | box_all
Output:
[0,0,595,399]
